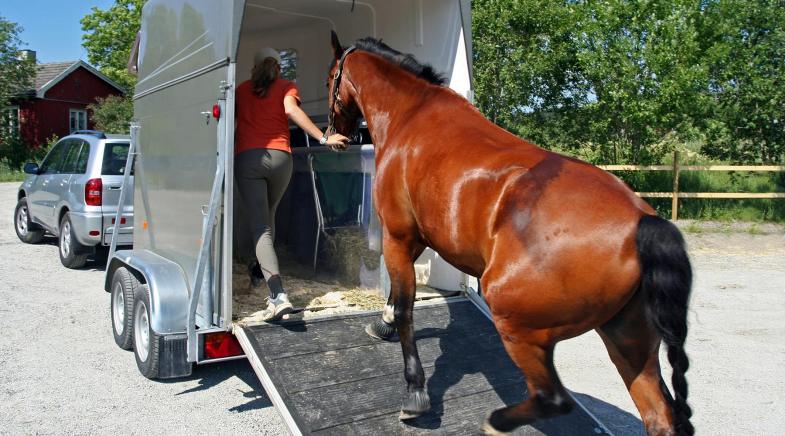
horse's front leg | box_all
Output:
[368,233,428,419]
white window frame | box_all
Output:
[2,106,20,135]
[69,108,87,133]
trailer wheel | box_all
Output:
[111,267,138,350]
[58,213,88,269]
[14,198,44,244]
[133,285,161,379]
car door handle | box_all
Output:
[107,186,122,191]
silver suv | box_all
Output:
[14,131,134,268]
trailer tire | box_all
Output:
[14,198,44,244]
[133,285,161,379]
[111,267,138,350]
[58,213,88,269]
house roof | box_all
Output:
[31,60,126,98]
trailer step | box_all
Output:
[236,298,611,435]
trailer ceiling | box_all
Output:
[136,0,471,112]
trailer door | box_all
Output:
[133,0,244,329]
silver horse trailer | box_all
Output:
[106,1,609,434]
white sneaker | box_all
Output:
[261,293,294,322]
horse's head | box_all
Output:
[326,31,362,144]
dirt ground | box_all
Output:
[1,180,783,435]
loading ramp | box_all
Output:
[235,298,611,435]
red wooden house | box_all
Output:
[4,55,125,149]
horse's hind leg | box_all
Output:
[484,339,575,434]
[597,293,677,435]
[375,234,429,419]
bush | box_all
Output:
[88,95,132,134]
[0,133,30,170]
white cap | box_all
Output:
[254,47,281,65]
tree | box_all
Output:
[81,0,145,92]
[1,16,35,168]
[473,0,710,164]
[88,95,134,134]
[701,0,785,163]
[0,16,35,112]
[472,0,784,164]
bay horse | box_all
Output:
[325,32,693,436]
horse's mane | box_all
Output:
[352,37,447,86]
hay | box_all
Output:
[231,261,385,324]
[322,227,381,286]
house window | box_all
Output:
[2,106,20,135]
[69,109,87,133]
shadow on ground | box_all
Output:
[162,359,273,413]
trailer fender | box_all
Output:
[105,249,190,334]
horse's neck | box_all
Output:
[347,55,431,146]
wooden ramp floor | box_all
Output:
[239,298,610,435]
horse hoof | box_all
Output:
[365,319,398,342]
[482,415,511,436]
[399,389,430,421]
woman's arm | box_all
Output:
[284,95,349,149]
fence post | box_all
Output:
[671,150,680,220]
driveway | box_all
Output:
[1,181,783,435]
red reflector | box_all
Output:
[204,332,243,359]
[89,230,100,236]
[111,217,127,225]
[212,104,221,119]
[85,178,102,206]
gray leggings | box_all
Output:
[235,149,293,280]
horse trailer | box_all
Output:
[106,0,610,433]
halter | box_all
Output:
[326,46,358,140]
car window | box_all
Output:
[61,140,84,174]
[101,142,133,176]
[74,142,91,174]
[39,140,69,174]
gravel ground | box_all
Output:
[1,181,783,435]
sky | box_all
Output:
[1,0,116,64]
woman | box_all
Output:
[236,47,349,321]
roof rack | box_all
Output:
[72,130,106,139]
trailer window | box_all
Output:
[102,143,133,176]
[280,49,298,82]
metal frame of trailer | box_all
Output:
[105,1,613,434]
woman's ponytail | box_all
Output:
[251,58,279,97]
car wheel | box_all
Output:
[14,198,44,244]
[58,213,88,269]
[111,267,139,350]
[133,285,161,379]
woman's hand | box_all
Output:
[326,133,350,151]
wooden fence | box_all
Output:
[597,151,785,220]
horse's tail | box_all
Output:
[636,214,694,435]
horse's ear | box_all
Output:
[331,30,344,60]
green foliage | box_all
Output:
[472,0,785,165]
[0,16,35,109]
[88,95,133,134]
[700,0,785,163]
[80,0,145,92]
[0,133,29,170]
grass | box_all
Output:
[0,163,26,182]
[613,167,785,222]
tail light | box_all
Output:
[204,332,244,359]
[85,178,102,206]
[111,217,126,225]
[212,104,221,119]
